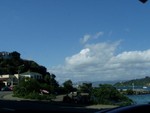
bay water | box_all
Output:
[116,86,150,104]
[127,94,150,104]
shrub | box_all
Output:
[91,84,134,106]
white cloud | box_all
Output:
[93,32,104,39]
[49,34,150,84]
[80,32,104,44]
[80,35,91,44]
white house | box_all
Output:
[0,74,18,86]
[20,71,43,80]
[0,72,43,87]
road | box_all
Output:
[0,91,101,113]
[0,91,12,99]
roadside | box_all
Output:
[2,92,118,109]
[85,104,118,109]
[2,91,31,101]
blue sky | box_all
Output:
[0,0,150,83]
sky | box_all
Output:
[0,0,150,84]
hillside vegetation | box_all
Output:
[114,76,150,87]
[0,51,47,76]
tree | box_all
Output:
[0,51,48,76]
[13,78,55,100]
[44,73,59,93]
[13,78,41,97]
[63,80,74,93]
[79,83,92,93]
[10,51,20,59]
[92,84,133,106]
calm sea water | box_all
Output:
[127,94,150,104]
[116,86,150,104]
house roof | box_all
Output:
[20,71,42,76]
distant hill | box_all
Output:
[75,77,150,87]
[114,76,150,87]
[0,51,48,76]
[92,80,121,87]
[75,80,121,87]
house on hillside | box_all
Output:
[0,71,43,87]
[20,71,43,80]
[0,74,18,86]
[0,51,12,59]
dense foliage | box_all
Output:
[13,78,56,100]
[91,84,134,106]
[63,80,76,93]
[0,51,47,76]
[79,83,93,93]
[114,76,150,87]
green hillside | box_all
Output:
[0,51,47,76]
[114,76,150,87]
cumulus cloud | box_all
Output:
[49,34,150,83]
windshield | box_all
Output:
[0,0,150,112]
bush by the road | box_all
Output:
[13,78,55,100]
[91,84,134,106]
